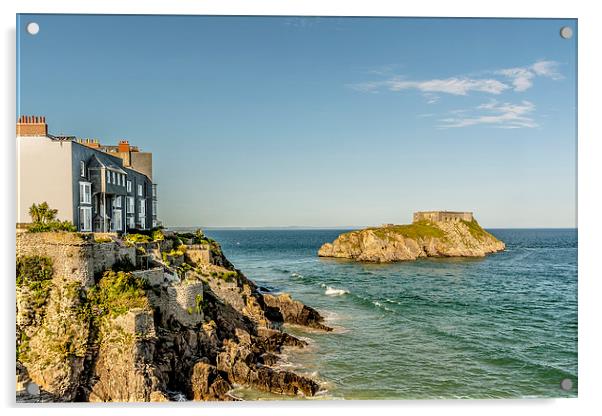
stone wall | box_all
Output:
[16,232,135,287]
[131,267,165,287]
[185,245,211,265]
[150,281,204,328]
[91,242,136,275]
[112,309,156,339]
[16,232,95,287]
[413,211,473,223]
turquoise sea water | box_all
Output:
[201,228,577,400]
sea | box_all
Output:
[197,228,577,400]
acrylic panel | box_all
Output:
[16,14,577,402]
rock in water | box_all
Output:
[262,293,333,331]
[318,218,505,263]
[189,361,233,401]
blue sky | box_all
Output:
[17,15,577,228]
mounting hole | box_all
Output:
[560,378,573,391]
[560,26,573,39]
[26,22,40,35]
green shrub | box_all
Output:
[94,235,113,243]
[175,229,209,245]
[195,294,203,314]
[28,220,77,233]
[27,202,76,232]
[16,256,54,310]
[124,233,151,244]
[152,230,164,242]
[86,271,149,320]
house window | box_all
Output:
[112,172,116,184]
[79,182,91,204]
[127,180,132,192]
[112,209,123,232]
[117,174,121,186]
[137,184,143,196]
[128,216,135,229]
[80,161,86,177]
[139,199,146,216]
[106,170,111,184]
[113,196,122,208]
[127,196,135,214]
[139,216,146,230]
[79,206,92,232]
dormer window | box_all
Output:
[80,161,86,177]
[106,170,111,184]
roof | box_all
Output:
[86,154,127,174]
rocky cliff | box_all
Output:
[16,230,331,402]
[318,219,505,263]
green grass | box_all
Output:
[459,219,492,241]
[368,221,445,240]
[86,271,149,320]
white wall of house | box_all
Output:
[17,136,74,224]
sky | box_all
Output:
[17,15,577,228]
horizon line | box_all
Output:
[165,225,578,230]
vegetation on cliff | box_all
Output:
[27,202,77,233]
[16,256,54,309]
[86,271,150,320]
[16,229,332,402]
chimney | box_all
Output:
[16,115,48,137]
[118,139,130,153]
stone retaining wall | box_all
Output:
[16,232,135,287]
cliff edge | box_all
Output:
[318,219,505,263]
[16,230,331,402]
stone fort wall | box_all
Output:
[413,211,473,223]
[16,232,135,287]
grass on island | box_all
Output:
[367,221,446,241]
[459,219,493,241]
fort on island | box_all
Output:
[412,211,474,223]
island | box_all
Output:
[318,211,505,263]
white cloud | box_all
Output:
[531,60,563,79]
[422,93,440,104]
[351,60,563,96]
[497,60,563,92]
[439,100,538,129]
[496,67,535,92]
[351,77,509,96]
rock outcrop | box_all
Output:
[318,218,505,263]
[16,230,332,402]
[263,293,332,331]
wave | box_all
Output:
[291,272,304,278]
[319,283,349,296]
[325,287,349,296]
